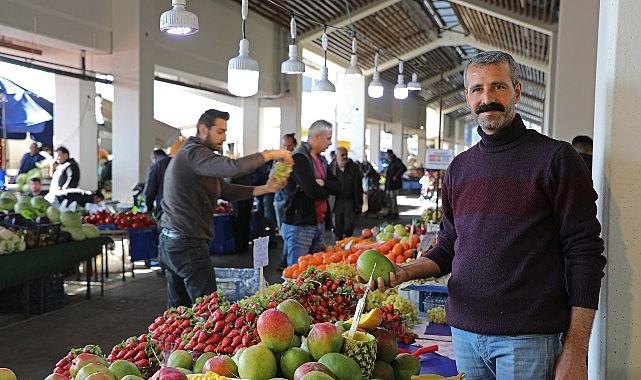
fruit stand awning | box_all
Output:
[0,75,52,135]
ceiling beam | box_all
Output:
[304,42,351,68]
[457,34,548,72]
[299,0,402,44]
[448,0,556,36]
[441,101,468,114]
[425,87,464,105]
[421,65,464,87]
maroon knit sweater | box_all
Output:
[427,114,606,335]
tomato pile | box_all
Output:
[106,334,161,374]
[53,345,103,378]
[83,211,155,230]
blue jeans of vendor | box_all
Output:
[158,229,216,308]
[281,223,325,267]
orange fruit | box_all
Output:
[299,262,309,271]
[401,242,410,251]
[283,267,294,278]
[395,255,406,264]
[392,244,404,256]
[409,235,420,248]
[386,253,397,262]
[347,254,359,264]
[292,270,301,278]
[318,264,326,271]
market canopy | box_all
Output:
[0,75,53,146]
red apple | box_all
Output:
[149,367,188,380]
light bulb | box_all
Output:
[160,0,199,35]
[281,45,305,74]
[407,73,421,91]
[394,73,407,100]
[312,66,335,93]
[394,86,408,100]
[228,39,259,97]
[368,71,384,98]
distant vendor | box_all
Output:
[18,142,44,174]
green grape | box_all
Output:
[272,161,293,181]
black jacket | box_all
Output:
[282,142,339,226]
[144,156,171,218]
[57,158,80,189]
[329,159,363,211]
[385,155,406,190]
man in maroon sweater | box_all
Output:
[375,51,606,379]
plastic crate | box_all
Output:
[209,214,235,254]
[128,227,159,262]
[0,213,61,248]
[214,267,261,302]
[96,223,118,231]
[400,283,448,312]
[0,274,65,314]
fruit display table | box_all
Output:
[0,237,113,316]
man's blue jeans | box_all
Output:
[451,327,563,380]
[281,222,324,267]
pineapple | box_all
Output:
[341,331,378,379]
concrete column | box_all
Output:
[417,134,426,166]
[339,76,367,162]
[551,0,600,142]
[391,101,404,161]
[454,118,462,154]
[111,0,155,202]
[369,123,381,168]
[280,75,302,139]
[242,97,260,156]
[590,0,641,377]
[543,32,557,136]
[53,76,98,191]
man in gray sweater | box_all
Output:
[160,109,292,307]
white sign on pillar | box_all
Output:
[53,75,98,191]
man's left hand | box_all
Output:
[265,173,287,193]
[554,349,587,380]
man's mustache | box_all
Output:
[476,102,505,114]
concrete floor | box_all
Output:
[0,194,428,379]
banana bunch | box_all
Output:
[421,208,442,225]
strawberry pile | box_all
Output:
[106,334,161,374]
[53,344,103,378]
[183,303,260,355]
[148,306,195,351]
[379,304,418,344]
[270,267,365,323]
[192,291,229,319]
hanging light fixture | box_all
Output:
[368,52,384,98]
[394,61,408,100]
[281,16,305,74]
[160,0,199,35]
[312,29,336,93]
[344,36,363,78]
[228,0,259,97]
[407,73,422,91]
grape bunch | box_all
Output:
[385,293,420,325]
[272,161,293,181]
[427,306,447,324]
[325,263,359,280]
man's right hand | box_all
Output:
[369,263,410,292]
[315,179,325,187]
[263,149,294,165]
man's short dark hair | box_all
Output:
[387,149,394,155]
[197,109,230,127]
[55,146,70,155]
[464,51,519,88]
[283,133,297,146]
[30,177,41,183]
[572,135,593,147]
[152,149,168,161]
[93,190,105,201]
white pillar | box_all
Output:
[369,123,381,168]
[53,75,98,191]
[543,32,557,136]
[454,118,462,155]
[391,101,404,161]
[590,0,641,377]
[111,0,155,202]
[280,75,302,139]
[339,76,367,162]
[551,0,599,142]
[242,97,259,156]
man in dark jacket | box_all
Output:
[384,149,406,218]
[46,146,80,203]
[329,147,363,240]
[145,149,171,221]
[18,142,44,174]
[281,120,339,266]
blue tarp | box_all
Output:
[0,76,54,147]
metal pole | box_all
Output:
[0,93,7,172]
[435,72,444,213]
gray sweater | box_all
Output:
[161,137,265,240]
